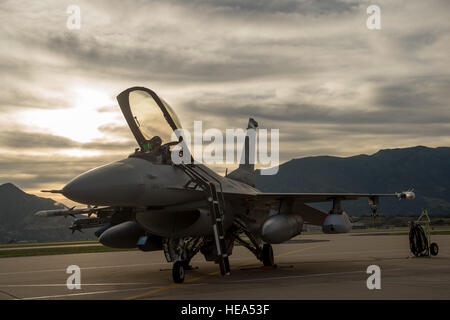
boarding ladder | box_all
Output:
[177,163,231,276]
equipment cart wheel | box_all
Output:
[262,244,275,266]
[172,261,185,283]
[430,242,439,256]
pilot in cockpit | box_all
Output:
[141,135,172,164]
[142,136,162,153]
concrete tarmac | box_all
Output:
[0,233,449,300]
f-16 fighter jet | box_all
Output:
[36,87,415,283]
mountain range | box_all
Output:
[0,183,94,243]
[256,146,450,216]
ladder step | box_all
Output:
[177,163,230,276]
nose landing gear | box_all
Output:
[163,237,204,284]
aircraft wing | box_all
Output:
[254,190,415,203]
[250,190,415,225]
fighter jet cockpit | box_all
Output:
[116,87,184,164]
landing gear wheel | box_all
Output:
[262,244,275,266]
[430,242,439,256]
[172,261,185,283]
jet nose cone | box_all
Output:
[62,160,145,206]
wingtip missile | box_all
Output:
[397,190,415,200]
[34,209,72,217]
[34,207,99,218]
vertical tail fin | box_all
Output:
[227,118,258,186]
[239,117,258,172]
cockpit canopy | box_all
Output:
[116,87,182,150]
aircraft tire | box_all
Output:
[172,261,185,283]
[262,244,275,266]
[430,242,439,256]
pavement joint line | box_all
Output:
[278,249,406,257]
[124,284,182,300]
[229,268,404,283]
[124,244,326,300]
[0,283,158,287]
[18,286,159,300]
[275,244,326,258]
[0,243,104,251]
[0,289,20,300]
[0,263,169,276]
[0,257,255,277]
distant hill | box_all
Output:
[0,183,95,243]
[256,146,450,216]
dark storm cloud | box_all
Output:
[9,0,348,85]
[374,77,450,111]
[0,131,77,149]
[276,123,450,144]
[181,78,450,126]
[397,32,439,52]
[170,0,361,15]
[0,86,70,111]
[0,154,122,189]
[82,140,136,150]
[0,131,135,150]
[39,33,311,83]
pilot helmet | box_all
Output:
[142,136,162,152]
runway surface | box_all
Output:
[0,233,449,300]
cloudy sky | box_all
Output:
[0,0,449,204]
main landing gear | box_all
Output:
[262,243,275,267]
[231,219,276,268]
[168,222,277,283]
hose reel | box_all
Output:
[409,210,439,257]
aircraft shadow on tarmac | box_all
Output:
[351,233,392,236]
[285,239,330,244]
